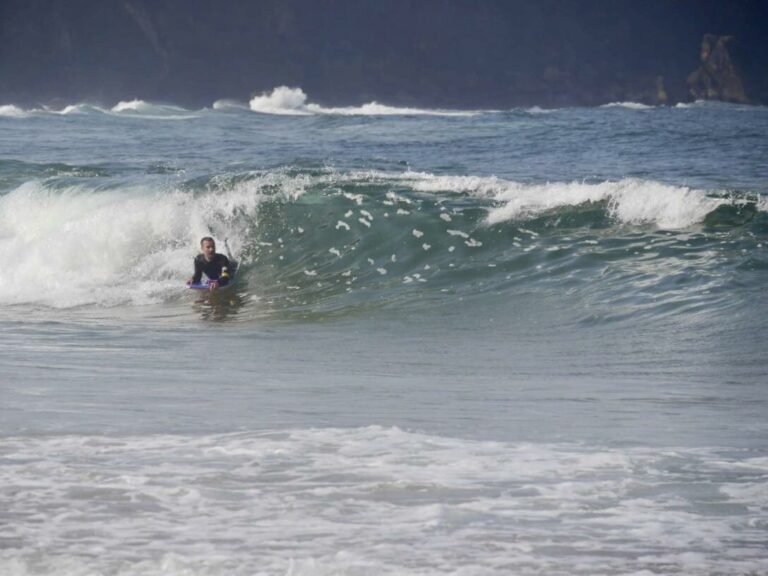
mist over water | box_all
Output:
[1,93,767,575]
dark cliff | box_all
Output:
[1,0,766,108]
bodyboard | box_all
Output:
[187,264,238,291]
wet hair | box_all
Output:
[200,236,215,246]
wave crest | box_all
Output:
[0,104,27,118]
[0,168,763,314]
[601,102,654,110]
[110,100,199,119]
[483,179,730,228]
[249,86,479,116]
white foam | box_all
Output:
[487,179,732,228]
[527,106,559,114]
[0,172,309,308]
[3,101,191,118]
[601,101,655,110]
[2,103,108,117]
[212,98,249,111]
[249,86,313,115]
[249,86,479,116]
[309,169,766,230]
[295,168,756,230]
[111,99,155,112]
[0,104,27,118]
[51,103,106,115]
[1,428,765,576]
[369,171,746,229]
[110,99,198,119]
[674,100,707,109]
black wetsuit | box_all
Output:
[192,253,232,285]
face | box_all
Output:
[201,239,216,261]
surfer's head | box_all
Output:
[200,237,216,261]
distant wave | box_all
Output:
[3,93,481,118]
[109,99,201,119]
[0,100,201,120]
[46,103,108,115]
[600,102,654,110]
[212,99,250,111]
[249,86,480,116]
[0,102,108,117]
[526,106,559,114]
[674,100,706,109]
[3,95,764,120]
[0,104,27,118]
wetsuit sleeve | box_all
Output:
[192,256,203,283]
[219,255,232,285]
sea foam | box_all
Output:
[212,99,249,111]
[383,172,751,229]
[2,427,766,576]
[0,175,298,308]
[0,104,27,118]
[249,86,479,116]
[601,101,655,110]
[110,99,200,119]
[273,168,761,230]
[485,179,729,228]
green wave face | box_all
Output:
[202,169,767,321]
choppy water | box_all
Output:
[1,93,767,575]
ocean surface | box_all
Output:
[1,89,767,575]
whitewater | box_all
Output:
[1,88,767,575]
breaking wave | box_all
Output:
[248,86,480,116]
[212,99,249,111]
[601,101,655,110]
[3,92,762,121]
[109,100,201,119]
[0,165,764,319]
[0,104,27,118]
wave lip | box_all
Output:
[249,86,479,116]
[110,99,200,119]
[485,179,738,228]
[52,103,106,115]
[2,100,201,119]
[384,172,757,229]
[1,103,105,117]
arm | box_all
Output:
[189,256,203,284]
[218,255,232,286]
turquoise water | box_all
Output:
[1,98,767,575]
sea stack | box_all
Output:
[687,34,750,103]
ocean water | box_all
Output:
[1,90,767,575]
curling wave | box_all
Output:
[0,167,764,318]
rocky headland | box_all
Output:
[0,0,766,108]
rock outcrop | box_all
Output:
[0,0,765,108]
[687,35,750,103]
